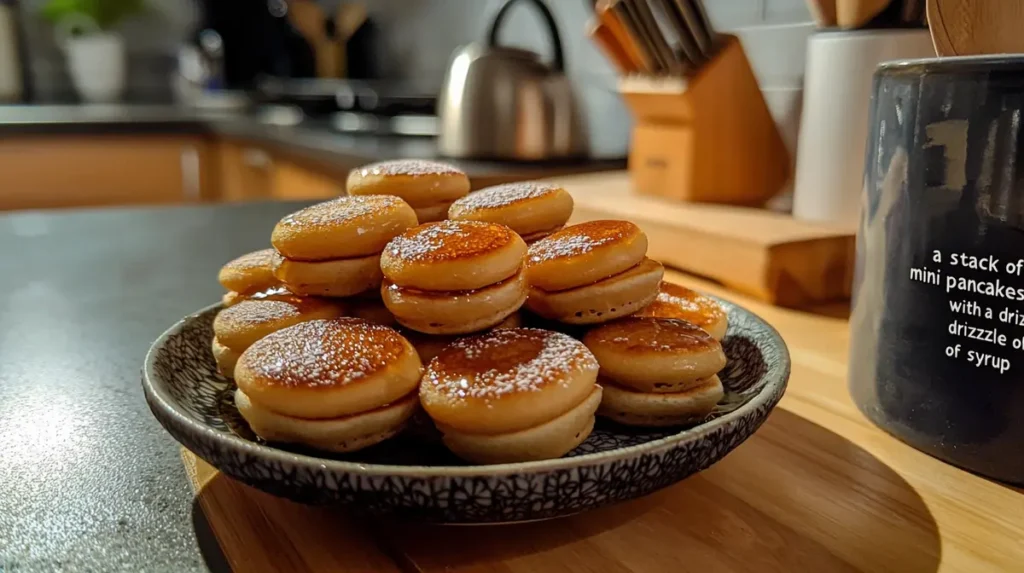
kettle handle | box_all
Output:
[486,0,565,72]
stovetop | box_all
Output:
[253,78,439,136]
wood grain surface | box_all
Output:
[560,172,854,308]
[180,269,1024,572]
[927,0,1024,56]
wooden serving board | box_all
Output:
[180,272,1024,573]
[553,172,855,308]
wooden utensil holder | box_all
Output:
[620,35,790,205]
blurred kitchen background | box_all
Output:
[15,1,810,102]
[5,0,923,217]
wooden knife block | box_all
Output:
[620,35,790,205]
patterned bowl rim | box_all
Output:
[143,299,790,478]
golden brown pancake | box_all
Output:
[526,220,647,292]
[448,181,573,238]
[271,250,383,298]
[235,389,419,453]
[381,270,528,335]
[635,282,728,340]
[582,317,726,392]
[598,376,724,427]
[420,328,599,435]
[234,318,422,420]
[381,220,527,291]
[419,328,602,464]
[218,248,281,295]
[271,195,418,261]
[346,159,470,208]
[525,257,663,325]
[441,387,602,464]
[212,297,345,353]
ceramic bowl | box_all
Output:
[143,298,789,524]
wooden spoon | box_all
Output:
[927,0,1024,56]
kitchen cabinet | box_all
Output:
[217,141,344,202]
[271,159,344,200]
[216,142,274,202]
[0,135,216,211]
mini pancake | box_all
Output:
[346,159,470,207]
[235,389,419,453]
[635,282,728,340]
[381,269,527,335]
[420,328,600,435]
[420,328,601,464]
[235,318,423,420]
[582,317,726,392]
[381,220,527,291]
[440,387,602,464]
[413,203,452,224]
[526,220,648,292]
[598,376,724,427]
[271,251,383,298]
[271,195,417,261]
[448,182,573,238]
[525,258,663,325]
[211,337,242,378]
[218,248,281,294]
[212,297,345,352]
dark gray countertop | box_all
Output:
[0,202,307,572]
[0,105,626,180]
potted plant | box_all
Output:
[41,0,144,102]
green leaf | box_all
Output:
[40,0,144,30]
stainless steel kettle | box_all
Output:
[437,0,588,160]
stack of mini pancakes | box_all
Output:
[584,317,727,426]
[270,194,417,297]
[210,158,731,464]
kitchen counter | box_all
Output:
[1,197,1022,571]
[0,105,626,183]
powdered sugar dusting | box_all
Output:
[527,220,636,264]
[277,195,402,229]
[222,248,276,272]
[356,159,463,178]
[584,317,718,354]
[636,283,725,326]
[422,328,598,404]
[239,318,410,388]
[216,299,305,328]
[451,182,559,212]
[385,220,512,263]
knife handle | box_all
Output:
[601,1,657,73]
[587,20,637,73]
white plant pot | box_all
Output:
[66,33,126,103]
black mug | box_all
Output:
[850,57,1024,484]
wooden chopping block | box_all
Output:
[552,172,856,308]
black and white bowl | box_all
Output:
[143,298,789,524]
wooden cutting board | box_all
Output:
[553,172,855,308]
